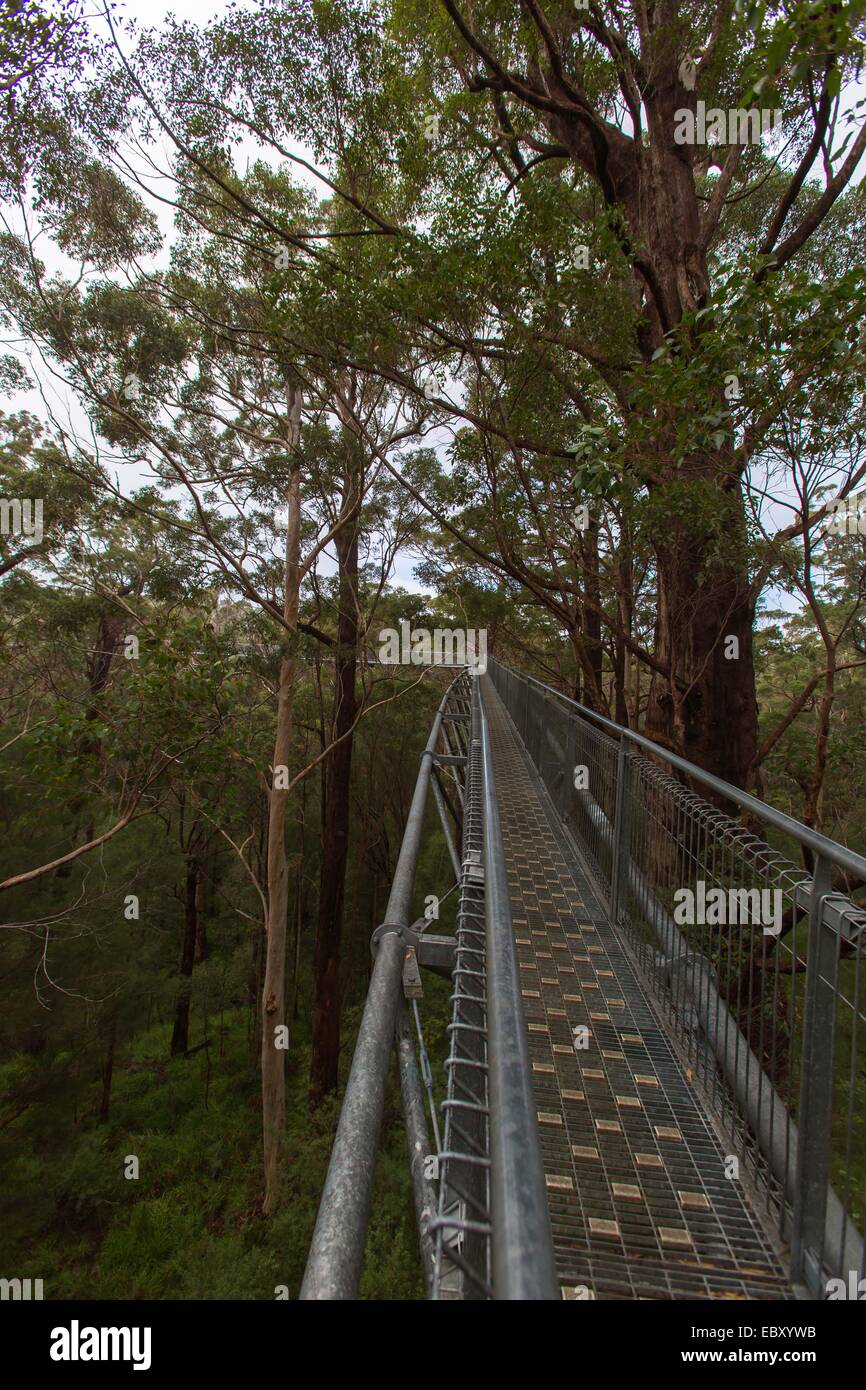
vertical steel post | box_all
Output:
[790,855,839,1291]
[395,998,438,1297]
[431,769,461,883]
[561,715,577,825]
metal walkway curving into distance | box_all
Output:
[300,661,866,1302]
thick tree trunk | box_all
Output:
[84,613,127,729]
[567,625,584,703]
[261,384,302,1216]
[309,502,359,1106]
[646,525,758,787]
[547,74,759,784]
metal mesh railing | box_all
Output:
[432,679,491,1298]
[490,658,866,1299]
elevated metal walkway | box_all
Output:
[485,677,789,1299]
[300,662,866,1302]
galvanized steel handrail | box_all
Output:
[497,662,866,885]
[479,684,560,1300]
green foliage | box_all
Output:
[0,1012,425,1299]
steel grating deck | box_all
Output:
[481,675,794,1301]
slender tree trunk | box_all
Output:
[291,870,303,1023]
[309,496,360,1106]
[612,635,628,726]
[261,384,302,1215]
[99,1016,116,1123]
[249,923,263,1063]
[630,647,641,729]
[804,667,835,832]
[614,555,634,727]
[194,855,208,962]
[568,625,583,703]
[580,521,603,710]
[170,855,199,1057]
[58,612,128,874]
[290,751,308,1023]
